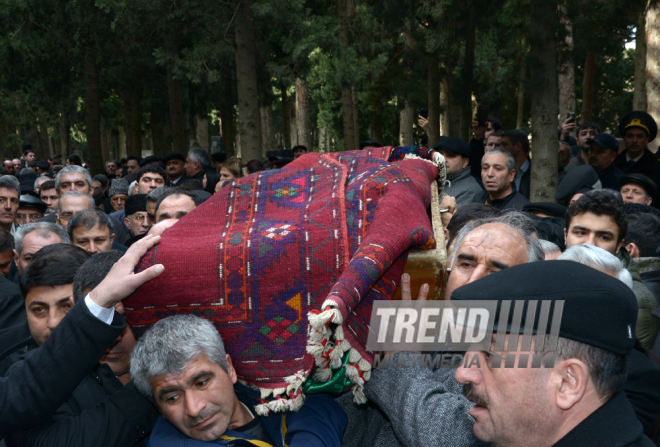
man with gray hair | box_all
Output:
[131,314,347,446]
[54,165,93,196]
[472,148,530,211]
[13,222,69,279]
[338,212,543,447]
[558,244,633,288]
[146,186,169,225]
[0,175,20,235]
[538,239,562,260]
[184,147,210,181]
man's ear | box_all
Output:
[646,196,653,206]
[226,354,238,384]
[622,241,634,256]
[110,233,115,244]
[461,157,470,170]
[124,218,130,229]
[508,168,516,183]
[564,227,568,246]
[554,359,589,411]
[13,249,18,264]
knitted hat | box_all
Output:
[109,178,129,197]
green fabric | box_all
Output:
[303,351,352,395]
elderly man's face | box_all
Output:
[12,159,21,172]
[14,231,63,275]
[15,206,43,225]
[156,195,196,223]
[455,335,558,446]
[445,223,528,299]
[166,159,185,180]
[106,162,117,175]
[150,355,246,441]
[125,211,151,237]
[184,156,200,177]
[620,183,651,206]
[565,211,623,255]
[58,172,90,194]
[111,194,128,212]
[484,135,501,152]
[439,149,468,176]
[40,188,59,211]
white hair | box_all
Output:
[558,245,633,289]
[538,239,561,256]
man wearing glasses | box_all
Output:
[123,194,152,247]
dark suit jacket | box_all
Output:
[0,274,24,331]
[0,301,126,436]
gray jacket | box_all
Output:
[337,352,484,447]
[444,167,483,208]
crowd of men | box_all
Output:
[0,110,659,447]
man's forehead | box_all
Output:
[0,187,18,198]
[61,173,87,182]
[569,211,618,231]
[460,224,527,257]
[23,231,59,246]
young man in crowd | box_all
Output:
[38,180,59,214]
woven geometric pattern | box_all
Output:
[125,148,438,394]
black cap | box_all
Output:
[523,202,567,219]
[36,160,50,171]
[139,155,160,167]
[619,111,658,142]
[555,164,600,202]
[451,261,637,355]
[192,190,211,202]
[433,136,471,158]
[124,194,148,216]
[587,133,619,153]
[162,153,186,163]
[620,174,657,199]
[18,173,37,193]
[359,140,383,149]
[19,193,47,213]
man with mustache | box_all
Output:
[614,112,660,209]
[455,261,653,446]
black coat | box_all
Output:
[6,362,157,447]
[597,163,626,191]
[0,301,126,437]
[626,348,660,435]
[0,273,24,332]
[552,392,655,446]
[472,189,531,212]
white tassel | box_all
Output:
[348,348,362,363]
[260,388,272,399]
[358,358,371,371]
[313,367,332,382]
[255,404,270,416]
[352,385,367,404]
[334,325,345,341]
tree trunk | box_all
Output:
[399,100,414,146]
[38,118,50,160]
[427,51,440,146]
[647,2,660,152]
[234,0,261,160]
[581,51,597,122]
[516,34,527,129]
[439,80,449,136]
[164,34,186,153]
[529,0,559,202]
[461,0,476,142]
[281,86,291,149]
[118,126,127,159]
[295,76,312,149]
[195,114,209,151]
[59,113,69,160]
[352,85,359,145]
[338,0,358,151]
[123,83,142,157]
[219,93,235,157]
[100,126,110,162]
[634,5,649,111]
[84,51,103,174]
[447,80,462,140]
[557,1,576,121]
[260,105,275,156]
[150,109,168,156]
[0,115,6,161]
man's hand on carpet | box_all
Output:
[89,234,164,309]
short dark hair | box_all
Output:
[488,115,503,131]
[578,121,602,134]
[73,250,124,303]
[292,145,307,152]
[20,244,91,297]
[39,180,56,193]
[178,179,204,191]
[67,154,82,166]
[127,155,142,163]
[67,208,114,241]
[155,189,202,213]
[552,336,626,402]
[137,165,167,183]
[93,174,108,188]
[624,213,660,257]
[446,203,502,247]
[566,189,627,243]
[105,159,117,167]
[0,229,14,253]
[501,129,530,155]
[623,203,660,219]
[245,160,264,175]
